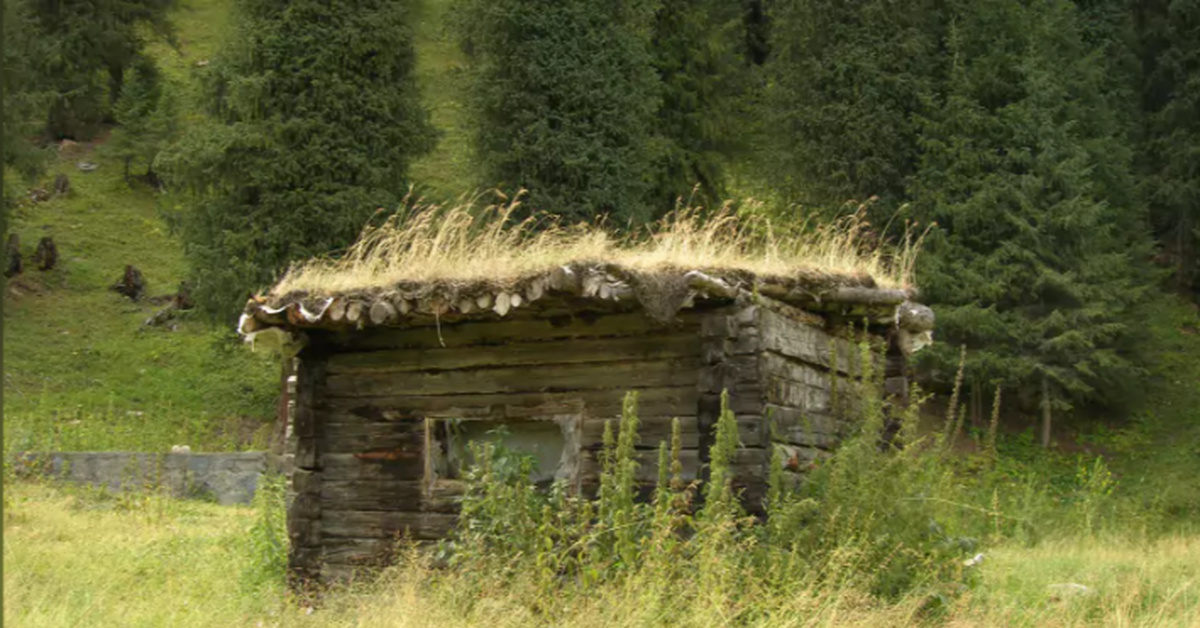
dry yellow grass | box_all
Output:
[271,194,922,297]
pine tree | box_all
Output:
[455,0,660,223]
[760,0,943,215]
[909,0,1155,410]
[158,0,436,321]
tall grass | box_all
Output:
[272,194,923,295]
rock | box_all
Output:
[4,234,22,278]
[1048,583,1094,601]
[53,173,70,195]
[171,445,191,454]
[76,161,98,172]
[111,264,146,300]
[33,236,57,271]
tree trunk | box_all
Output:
[1040,376,1052,448]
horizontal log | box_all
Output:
[579,448,702,483]
[329,311,703,351]
[322,386,701,422]
[581,416,699,449]
[324,357,703,398]
[325,335,699,374]
[320,480,465,513]
[321,453,425,482]
[759,308,860,375]
[321,510,458,540]
[322,421,425,454]
[764,405,842,449]
[320,538,395,566]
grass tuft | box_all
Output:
[271,194,923,296]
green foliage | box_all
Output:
[107,55,180,184]
[2,0,52,214]
[25,0,175,139]
[646,0,747,213]
[910,0,1157,411]
[453,0,660,223]
[159,0,436,321]
[760,0,943,214]
[1136,0,1200,293]
[240,473,288,593]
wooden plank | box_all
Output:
[322,421,425,454]
[759,308,860,375]
[579,448,702,483]
[322,386,700,421]
[321,511,458,540]
[324,357,703,398]
[321,453,425,482]
[330,312,703,351]
[320,480,465,513]
[321,538,394,565]
[326,335,700,374]
[765,405,842,449]
[581,416,700,450]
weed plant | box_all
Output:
[427,340,1167,622]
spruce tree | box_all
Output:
[3,0,51,213]
[761,0,943,214]
[158,0,436,321]
[1135,0,1200,293]
[647,0,747,213]
[109,56,178,185]
[455,0,660,223]
[28,0,175,139]
[909,0,1155,410]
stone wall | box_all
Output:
[12,451,272,505]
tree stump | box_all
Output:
[53,173,70,196]
[111,265,146,300]
[4,234,22,278]
[33,236,58,271]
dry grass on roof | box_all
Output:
[270,194,924,297]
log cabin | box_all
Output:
[237,215,935,585]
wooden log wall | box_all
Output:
[286,297,901,583]
[288,307,711,583]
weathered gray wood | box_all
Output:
[581,416,700,449]
[321,538,395,565]
[329,311,703,351]
[322,386,701,423]
[327,298,348,323]
[322,422,425,454]
[765,405,842,449]
[369,300,397,325]
[759,308,860,375]
[324,357,703,398]
[325,335,699,374]
[579,448,702,483]
[321,453,425,482]
[321,511,458,540]
[320,480,465,513]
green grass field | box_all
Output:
[4,480,1198,628]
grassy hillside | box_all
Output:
[3,143,278,452]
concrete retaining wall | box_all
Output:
[12,451,273,505]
